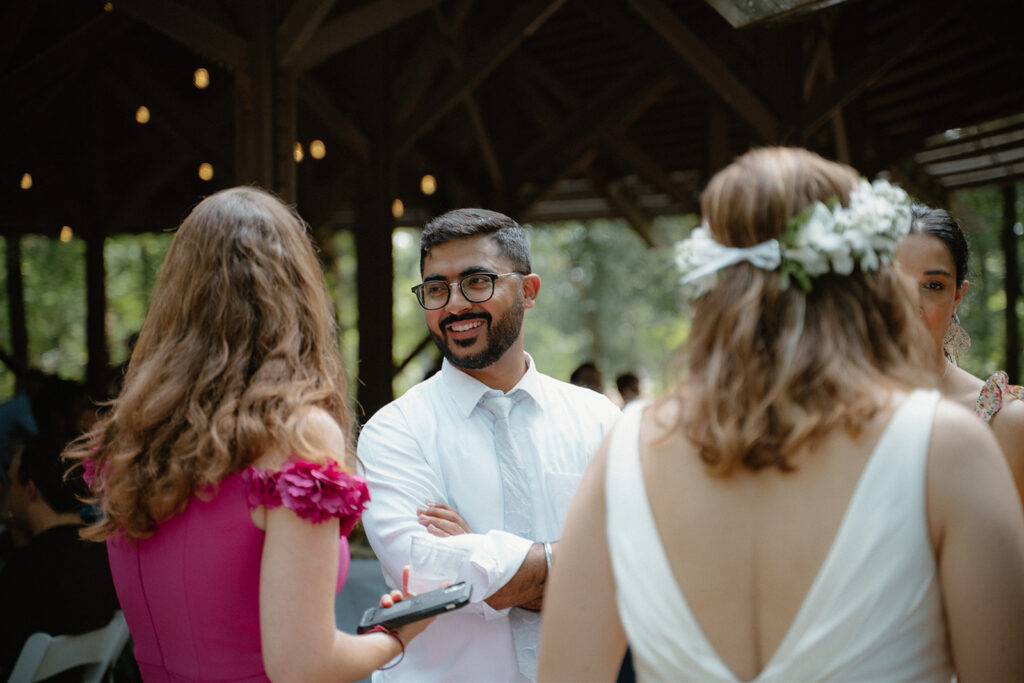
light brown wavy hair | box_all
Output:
[666,147,932,475]
[65,186,351,540]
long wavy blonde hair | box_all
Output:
[668,147,932,474]
[66,186,351,540]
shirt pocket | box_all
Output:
[543,470,583,533]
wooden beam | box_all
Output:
[785,2,965,142]
[586,164,659,248]
[396,0,567,154]
[294,0,445,71]
[277,0,336,69]
[514,66,672,216]
[107,57,230,159]
[393,0,475,124]
[0,1,37,73]
[628,0,781,142]
[517,53,696,212]
[0,13,132,117]
[113,0,249,72]
[298,75,371,164]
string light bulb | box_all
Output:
[293,141,304,163]
[198,163,214,181]
[193,68,210,89]
[20,173,32,190]
[310,139,326,159]
[391,198,405,218]
[420,174,437,196]
[135,106,150,124]
[60,226,73,242]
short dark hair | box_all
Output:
[16,433,85,514]
[909,206,969,288]
[420,208,532,274]
[616,372,639,394]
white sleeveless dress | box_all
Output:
[606,390,954,682]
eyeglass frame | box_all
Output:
[411,272,525,310]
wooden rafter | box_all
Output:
[785,1,966,142]
[514,64,673,216]
[0,1,37,73]
[0,12,132,117]
[298,75,371,164]
[516,54,695,215]
[277,0,337,68]
[628,0,781,142]
[396,0,567,155]
[113,0,248,73]
[293,0,446,71]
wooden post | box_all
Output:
[85,229,109,398]
[4,234,28,372]
[1002,184,1021,383]
[353,34,395,422]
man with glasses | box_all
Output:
[358,208,620,681]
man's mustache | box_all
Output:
[440,312,491,329]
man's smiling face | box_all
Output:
[421,234,527,370]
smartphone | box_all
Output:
[357,581,473,633]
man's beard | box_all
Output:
[429,298,524,370]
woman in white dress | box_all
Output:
[537,147,1024,682]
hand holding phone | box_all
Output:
[358,582,472,633]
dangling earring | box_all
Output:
[943,313,971,361]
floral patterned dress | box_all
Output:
[975,371,1024,424]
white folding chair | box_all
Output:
[6,610,130,683]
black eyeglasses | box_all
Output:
[411,272,523,310]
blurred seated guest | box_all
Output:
[896,206,1024,505]
[0,433,119,680]
[0,369,43,485]
[66,186,431,682]
[615,372,640,407]
[538,147,1024,682]
[570,361,604,393]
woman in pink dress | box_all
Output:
[66,186,428,682]
[896,206,1024,506]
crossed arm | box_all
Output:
[418,502,551,611]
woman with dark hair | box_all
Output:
[66,187,429,682]
[537,148,1024,681]
[896,206,1024,504]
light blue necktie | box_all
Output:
[480,391,539,679]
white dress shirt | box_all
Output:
[358,354,621,682]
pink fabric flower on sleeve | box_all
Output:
[278,460,369,526]
[243,466,282,508]
[244,458,370,535]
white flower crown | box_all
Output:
[676,178,912,295]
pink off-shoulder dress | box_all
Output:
[104,459,369,683]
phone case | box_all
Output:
[357,581,473,633]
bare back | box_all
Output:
[639,392,906,680]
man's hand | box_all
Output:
[417,501,473,536]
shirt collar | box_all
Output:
[440,352,546,417]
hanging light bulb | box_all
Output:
[293,141,304,163]
[391,198,405,218]
[193,68,210,89]
[420,174,437,196]
[198,163,214,181]
[310,139,326,159]
[135,105,150,124]
[60,226,73,242]
[20,173,32,190]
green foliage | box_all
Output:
[104,233,174,366]
[525,216,696,397]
